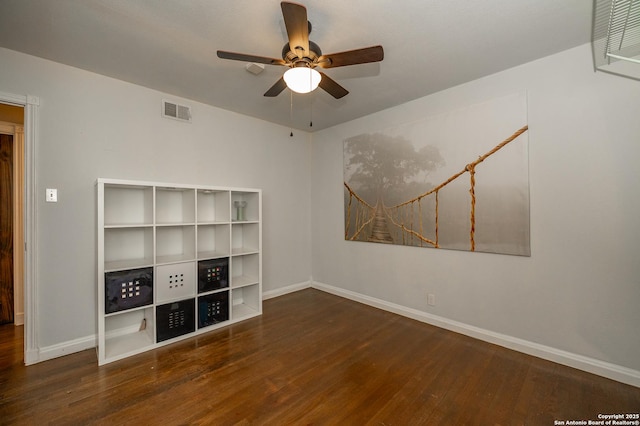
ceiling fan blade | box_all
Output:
[217,50,286,66]
[281,2,309,59]
[318,72,348,99]
[318,45,384,68]
[264,77,288,97]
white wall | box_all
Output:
[0,47,312,350]
[311,44,640,375]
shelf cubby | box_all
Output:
[104,184,153,226]
[156,298,196,343]
[197,190,230,223]
[197,224,230,259]
[104,226,154,271]
[105,267,154,314]
[231,222,259,255]
[198,291,229,329]
[231,284,261,320]
[104,307,155,361]
[231,191,259,222]
[156,261,196,304]
[198,257,229,294]
[156,187,196,224]
[156,225,196,264]
[231,253,259,288]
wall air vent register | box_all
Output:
[162,100,192,122]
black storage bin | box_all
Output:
[198,291,229,328]
[198,258,229,293]
[105,267,153,314]
[156,298,195,342]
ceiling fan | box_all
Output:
[217,1,384,99]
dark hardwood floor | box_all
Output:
[1,288,639,425]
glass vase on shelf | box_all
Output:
[234,201,247,221]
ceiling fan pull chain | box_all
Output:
[309,70,313,128]
[290,90,294,137]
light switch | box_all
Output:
[46,188,58,202]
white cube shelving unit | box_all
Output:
[97,178,261,365]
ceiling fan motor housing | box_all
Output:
[282,40,322,66]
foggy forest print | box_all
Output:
[343,92,530,256]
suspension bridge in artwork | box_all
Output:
[344,125,528,251]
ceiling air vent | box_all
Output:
[162,100,192,123]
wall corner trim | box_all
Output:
[311,281,640,388]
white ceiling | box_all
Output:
[0,0,594,131]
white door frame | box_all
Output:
[0,90,39,364]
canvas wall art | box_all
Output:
[343,92,530,256]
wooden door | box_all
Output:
[0,134,13,324]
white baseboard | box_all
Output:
[36,334,97,364]
[311,280,640,388]
[263,280,311,300]
[14,312,24,326]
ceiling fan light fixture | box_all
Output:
[283,67,321,93]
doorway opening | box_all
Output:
[0,103,25,326]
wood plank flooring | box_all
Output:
[1,288,639,425]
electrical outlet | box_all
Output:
[427,293,436,306]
